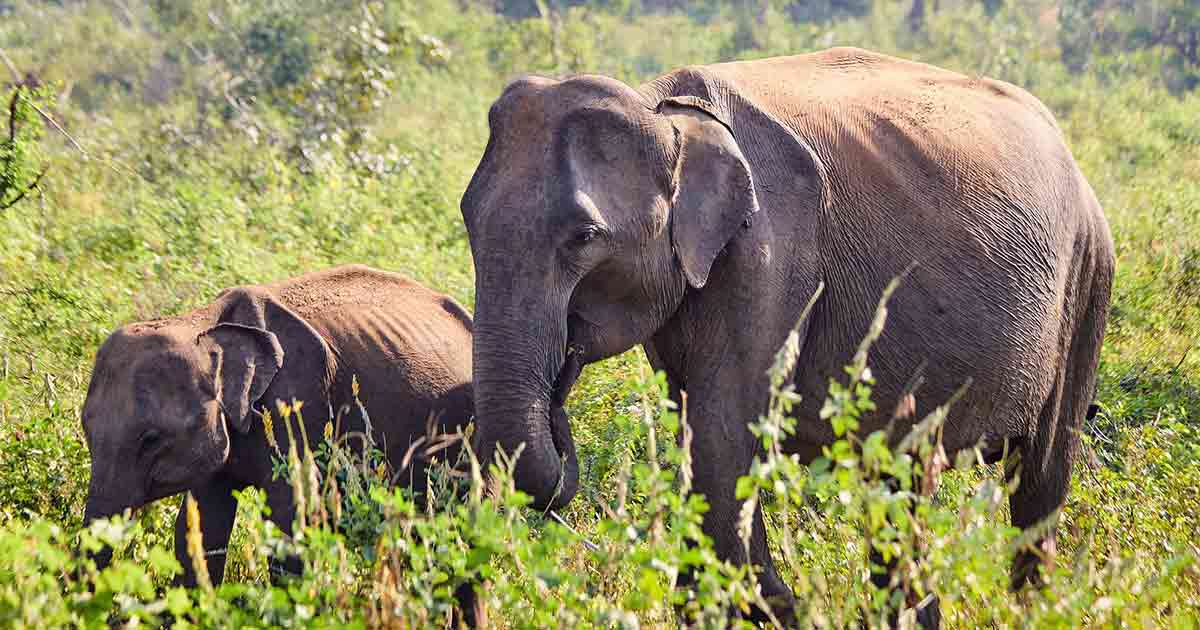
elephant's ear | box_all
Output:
[658,96,759,289]
[200,323,283,434]
[210,288,335,433]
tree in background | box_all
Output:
[1060,0,1200,91]
[789,0,873,23]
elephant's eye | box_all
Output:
[569,224,603,248]
[139,430,162,455]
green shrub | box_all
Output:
[2,286,1197,627]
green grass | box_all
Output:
[1,0,1198,627]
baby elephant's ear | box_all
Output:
[201,323,283,433]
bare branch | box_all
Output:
[7,87,16,145]
[19,93,88,158]
[0,48,20,84]
[0,165,49,212]
[109,0,138,29]
[548,510,599,552]
[1171,347,1191,375]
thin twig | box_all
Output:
[548,510,599,552]
[7,87,17,144]
[0,48,20,83]
[21,94,88,157]
[109,0,138,29]
[43,372,56,410]
[0,165,49,211]
[1171,347,1191,375]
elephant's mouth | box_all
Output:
[551,345,585,410]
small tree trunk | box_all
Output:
[907,0,926,32]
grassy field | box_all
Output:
[1,0,1198,627]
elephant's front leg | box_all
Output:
[263,479,305,582]
[173,474,240,587]
[684,384,795,625]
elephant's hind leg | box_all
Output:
[1007,417,1071,592]
[1008,351,1082,591]
[1009,263,1108,591]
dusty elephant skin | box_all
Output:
[80,264,482,623]
[461,47,1114,626]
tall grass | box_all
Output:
[3,284,1196,627]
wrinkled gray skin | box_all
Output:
[461,47,1114,626]
[81,265,481,622]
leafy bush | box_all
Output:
[1059,0,1200,91]
[3,287,1197,627]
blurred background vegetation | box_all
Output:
[0,0,1198,626]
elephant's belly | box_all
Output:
[782,284,1062,459]
[784,359,1050,460]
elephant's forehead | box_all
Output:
[493,89,553,142]
[90,328,204,403]
[491,75,643,146]
[99,325,193,370]
[467,76,651,237]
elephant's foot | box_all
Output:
[743,574,796,627]
[1010,534,1055,591]
[453,581,487,628]
[739,590,796,624]
[913,594,941,629]
[875,593,940,630]
[268,554,303,583]
[674,570,796,628]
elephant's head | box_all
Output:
[81,321,282,550]
[461,75,760,510]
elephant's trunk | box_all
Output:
[81,466,138,571]
[82,500,117,571]
[470,300,580,512]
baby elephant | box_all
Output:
[80,265,475,606]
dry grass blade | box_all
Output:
[0,47,19,82]
[399,435,428,473]
[548,510,599,552]
[20,93,87,158]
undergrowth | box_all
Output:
[3,279,1197,627]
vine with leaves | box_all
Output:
[0,83,51,212]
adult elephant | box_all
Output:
[461,47,1113,625]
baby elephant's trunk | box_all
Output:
[80,469,140,572]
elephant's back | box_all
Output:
[262,265,469,328]
[651,47,1096,245]
[699,47,1061,137]
[679,47,1096,318]
[265,265,474,430]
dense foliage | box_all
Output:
[1,0,1198,627]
